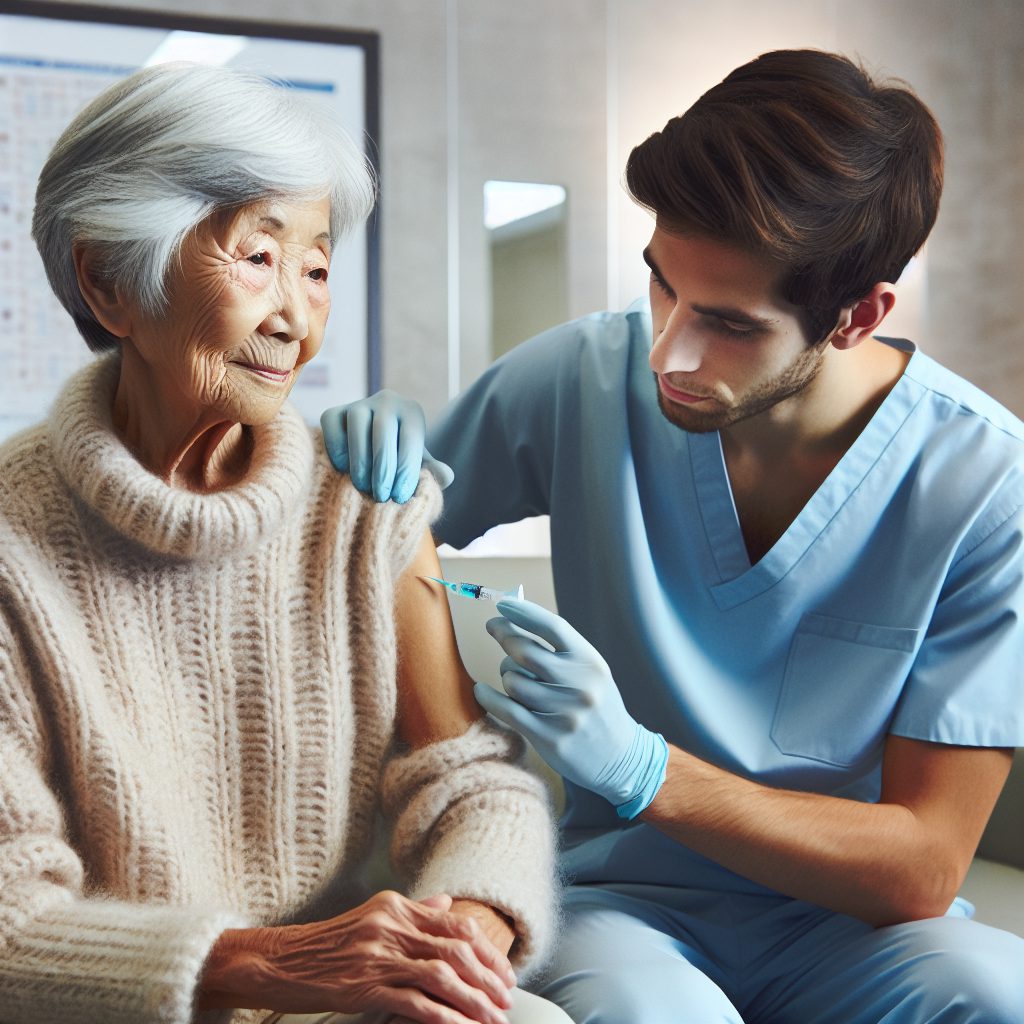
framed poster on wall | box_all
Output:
[0,0,380,443]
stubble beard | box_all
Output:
[655,340,830,434]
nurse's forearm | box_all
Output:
[641,743,967,927]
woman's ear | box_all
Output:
[830,283,897,351]
[72,245,133,339]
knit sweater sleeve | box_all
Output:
[0,560,247,1024]
[380,719,559,981]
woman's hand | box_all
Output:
[449,899,516,959]
[378,900,518,1024]
[198,891,516,1024]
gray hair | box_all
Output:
[32,61,376,352]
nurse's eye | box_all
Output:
[706,317,759,339]
[650,271,674,299]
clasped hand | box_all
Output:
[476,599,668,819]
[202,891,515,1024]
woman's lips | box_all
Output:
[235,361,292,383]
[658,376,712,405]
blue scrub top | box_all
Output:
[429,301,1024,894]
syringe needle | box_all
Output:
[419,576,525,602]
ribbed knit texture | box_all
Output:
[0,355,557,1024]
[382,719,558,970]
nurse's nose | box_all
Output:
[649,311,706,375]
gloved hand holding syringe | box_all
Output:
[422,574,668,820]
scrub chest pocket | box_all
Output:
[771,613,919,767]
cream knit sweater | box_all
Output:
[0,355,556,1024]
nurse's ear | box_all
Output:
[73,244,134,339]
[829,283,897,351]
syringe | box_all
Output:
[422,576,525,602]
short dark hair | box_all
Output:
[625,49,944,342]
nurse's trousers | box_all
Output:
[531,883,1024,1023]
[262,987,572,1023]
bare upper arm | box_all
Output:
[394,529,483,748]
[880,735,1013,880]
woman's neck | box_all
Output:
[112,348,252,492]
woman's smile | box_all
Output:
[231,359,294,384]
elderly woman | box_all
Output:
[0,62,567,1024]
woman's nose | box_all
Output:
[262,275,309,342]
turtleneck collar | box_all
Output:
[49,353,315,561]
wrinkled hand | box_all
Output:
[477,599,669,820]
[321,390,455,503]
[204,891,515,1024]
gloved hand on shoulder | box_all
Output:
[320,390,454,503]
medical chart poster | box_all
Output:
[0,1,380,443]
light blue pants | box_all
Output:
[532,884,1024,1023]
[264,987,573,1023]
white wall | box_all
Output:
[453,0,608,397]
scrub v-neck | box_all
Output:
[691,341,924,611]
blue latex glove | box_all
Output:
[320,390,455,503]
[477,598,669,820]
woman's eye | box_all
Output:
[247,251,270,266]
[307,267,329,282]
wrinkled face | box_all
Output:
[646,224,831,434]
[131,197,332,425]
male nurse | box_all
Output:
[323,49,1024,1023]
